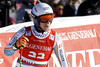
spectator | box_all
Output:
[15,0,22,11]
[77,0,100,16]
[53,3,64,17]
[62,0,83,17]
[15,0,39,23]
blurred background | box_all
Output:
[2,0,99,27]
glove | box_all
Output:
[14,36,29,49]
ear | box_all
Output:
[34,18,39,26]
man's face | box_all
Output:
[39,21,51,32]
[39,14,53,32]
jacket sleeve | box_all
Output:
[53,33,70,67]
[4,27,25,56]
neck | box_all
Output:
[34,26,44,34]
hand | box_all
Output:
[15,36,29,49]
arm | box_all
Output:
[4,27,25,56]
[53,33,70,67]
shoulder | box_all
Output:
[16,26,32,35]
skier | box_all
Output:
[4,2,70,67]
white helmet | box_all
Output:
[31,3,53,26]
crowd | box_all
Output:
[0,0,100,27]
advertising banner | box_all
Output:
[1,15,100,67]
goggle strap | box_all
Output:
[31,11,39,19]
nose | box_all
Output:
[46,20,51,24]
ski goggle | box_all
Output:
[39,14,53,23]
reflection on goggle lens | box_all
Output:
[40,14,53,23]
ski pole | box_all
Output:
[20,47,23,67]
[19,36,29,67]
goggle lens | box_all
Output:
[40,14,53,23]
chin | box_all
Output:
[45,29,49,32]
